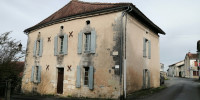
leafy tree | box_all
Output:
[0,31,25,94]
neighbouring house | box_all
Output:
[184,52,199,78]
[168,61,184,77]
[21,0,165,99]
[160,63,164,72]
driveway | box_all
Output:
[137,77,200,100]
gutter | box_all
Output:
[121,6,132,99]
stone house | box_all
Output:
[184,52,199,78]
[21,0,165,99]
[168,61,184,77]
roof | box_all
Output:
[24,0,165,35]
[186,52,198,59]
[169,60,184,67]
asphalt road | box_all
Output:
[142,77,200,100]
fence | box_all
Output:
[0,80,11,100]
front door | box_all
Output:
[57,68,64,94]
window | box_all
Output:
[85,33,91,52]
[143,38,151,59]
[33,39,43,57]
[84,67,89,85]
[78,30,96,54]
[59,36,64,54]
[37,40,40,56]
[54,34,68,55]
[31,66,41,83]
[35,66,39,81]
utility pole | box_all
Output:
[197,40,200,80]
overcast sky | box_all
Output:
[0,0,200,71]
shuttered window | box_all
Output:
[33,39,43,57]
[77,30,96,54]
[31,66,41,83]
[143,38,151,59]
[54,34,68,56]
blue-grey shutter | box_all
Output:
[90,30,96,53]
[39,39,43,57]
[63,34,68,55]
[89,66,94,90]
[31,66,35,82]
[147,70,150,88]
[142,69,145,89]
[76,66,81,88]
[54,36,58,56]
[33,40,37,57]
[148,40,151,59]
[143,38,146,57]
[78,32,83,54]
[38,66,41,83]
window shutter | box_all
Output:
[89,66,94,90]
[31,66,35,82]
[143,38,146,57]
[78,32,83,54]
[148,40,151,59]
[63,34,68,55]
[147,71,150,88]
[33,40,37,57]
[142,69,145,89]
[39,39,43,57]
[76,66,81,88]
[38,66,41,83]
[54,35,58,56]
[90,30,96,53]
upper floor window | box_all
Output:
[143,38,151,59]
[85,33,91,52]
[78,30,96,54]
[33,39,43,57]
[54,34,68,56]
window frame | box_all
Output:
[84,33,91,53]
[59,35,64,54]
[84,67,89,86]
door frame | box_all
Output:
[56,67,64,94]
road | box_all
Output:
[141,77,200,100]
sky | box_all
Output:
[0,0,200,71]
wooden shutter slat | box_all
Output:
[143,38,146,57]
[63,34,68,55]
[90,30,96,53]
[76,66,81,88]
[31,66,35,82]
[33,40,37,57]
[78,32,83,54]
[54,36,58,56]
[148,40,151,59]
[89,66,94,90]
[38,66,41,83]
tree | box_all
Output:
[0,31,25,94]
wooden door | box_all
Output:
[57,68,64,94]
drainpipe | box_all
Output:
[121,6,132,99]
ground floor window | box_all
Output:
[84,67,89,85]
[193,71,199,76]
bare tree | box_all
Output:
[0,31,25,94]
